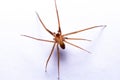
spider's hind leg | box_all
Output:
[45,43,56,72]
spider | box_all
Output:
[22,0,106,79]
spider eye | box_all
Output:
[56,33,60,37]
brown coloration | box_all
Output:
[54,33,65,49]
[22,0,106,80]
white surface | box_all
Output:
[0,0,120,80]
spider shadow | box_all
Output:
[45,46,68,78]
[88,26,107,52]
[53,46,68,63]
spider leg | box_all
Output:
[64,40,91,53]
[64,37,91,41]
[35,12,54,36]
[54,0,61,33]
[57,44,60,80]
[45,43,56,72]
[21,35,54,43]
[63,25,106,36]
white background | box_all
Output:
[0,0,120,80]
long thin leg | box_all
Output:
[57,44,60,80]
[21,35,54,43]
[64,37,91,41]
[64,40,91,53]
[54,0,61,33]
[45,43,56,72]
[63,25,106,36]
[35,12,54,36]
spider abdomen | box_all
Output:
[60,42,65,49]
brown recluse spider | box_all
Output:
[22,0,106,80]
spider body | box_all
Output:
[54,33,65,49]
[22,0,106,79]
